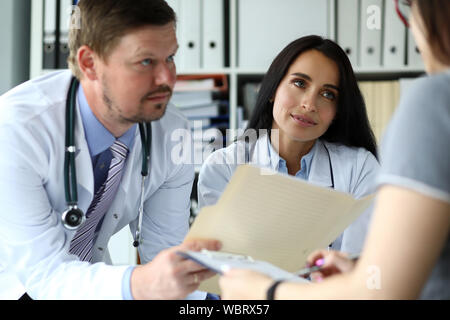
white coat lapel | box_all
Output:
[308,140,333,188]
[74,96,94,212]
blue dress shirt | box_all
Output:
[267,138,316,180]
[78,85,136,300]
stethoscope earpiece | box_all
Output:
[62,206,85,230]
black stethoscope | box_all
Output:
[61,77,151,247]
[323,144,335,189]
[244,136,335,189]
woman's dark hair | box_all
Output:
[246,35,378,159]
[413,0,450,65]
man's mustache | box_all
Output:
[142,86,173,101]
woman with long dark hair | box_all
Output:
[219,0,450,300]
[245,35,377,157]
[198,35,379,255]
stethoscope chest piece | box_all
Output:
[61,205,85,230]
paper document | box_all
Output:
[186,165,374,293]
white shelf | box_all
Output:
[176,68,232,75]
[353,66,425,74]
[38,66,425,77]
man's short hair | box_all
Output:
[68,0,176,79]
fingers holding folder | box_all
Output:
[304,250,359,282]
[178,239,223,285]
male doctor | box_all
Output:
[0,0,220,299]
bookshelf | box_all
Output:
[30,0,424,135]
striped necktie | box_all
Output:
[69,140,129,262]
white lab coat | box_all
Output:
[0,71,194,299]
[198,134,379,255]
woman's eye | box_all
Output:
[293,79,306,88]
[322,91,336,100]
[141,59,152,66]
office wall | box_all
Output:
[0,0,31,95]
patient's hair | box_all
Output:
[413,0,450,65]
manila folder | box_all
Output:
[186,164,374,294]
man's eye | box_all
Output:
[141,59,152,66]
[167,55,175,62]
[401,0,411,6]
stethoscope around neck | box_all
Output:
[61,77,151,248]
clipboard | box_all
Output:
[178,249,309,283]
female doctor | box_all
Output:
[197,35,379,256]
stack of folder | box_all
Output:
[43,0,75,70]
[337,0,424,70]
[166,0,226,71]
[170,74,230,171]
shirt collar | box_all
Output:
[77,85,136,157]
[267,137,317,177]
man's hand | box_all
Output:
[130,239,221,300]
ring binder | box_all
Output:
[43,0,57,69]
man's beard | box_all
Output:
[102,78,172,124]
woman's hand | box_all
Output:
[306,250,357,282]
[219,269,273,300]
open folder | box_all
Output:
[185,165,375,293]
